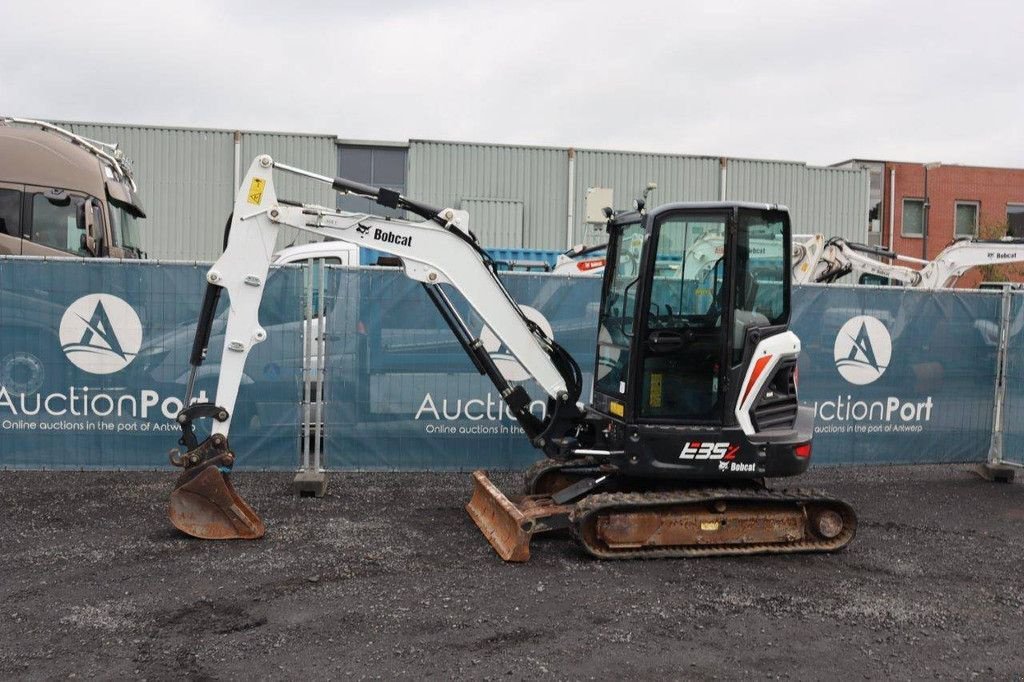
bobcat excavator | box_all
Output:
[167,155,857,560]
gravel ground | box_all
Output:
[0,464,1022,680]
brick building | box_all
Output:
[834,159,1024,286]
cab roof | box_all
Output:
[611,201,790,225]
[0,124,107,197]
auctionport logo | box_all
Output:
[833,315,891,385]
[59,294,142,375]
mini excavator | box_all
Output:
[168,156,856,560]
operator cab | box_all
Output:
[591,203,791,430]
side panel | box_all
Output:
[733,331,801,434]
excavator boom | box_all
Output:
[168,156,583,540]
[809,236,1024,289]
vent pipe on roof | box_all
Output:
[566,147,576,249]
[233,131,242,191]
[888,166,896,251]
[719,157,728,201]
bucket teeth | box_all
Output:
[466,471,532,562]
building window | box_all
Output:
[954,201,979,238]
[1008,204,1024,238]
[902,198,924,237]
[336,145,407,219]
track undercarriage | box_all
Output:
[467,462,857,562]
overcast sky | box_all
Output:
[3,0,1022,167]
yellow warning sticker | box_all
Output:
[609,401,624,417]
[649,373,663,408]
[700,521,721,532]
[247,178,266,205]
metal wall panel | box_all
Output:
[725,159,869,241]
[572,150,721,245]
[58,122,235,260]
[55,123,337,260]
[407,140,570,250]
[49,123,869,259]
[459,199,524,248]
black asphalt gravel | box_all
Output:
[1,464,1022,680]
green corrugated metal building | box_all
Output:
[47,120,869,261]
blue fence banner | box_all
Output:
[0,258,302,469]
[0,258,1007,471]
[791,286,999,465]
[998,293,1024,464]
[322,269,601,470]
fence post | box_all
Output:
[979,289,1016,482]
[294,259,329,496]
[314,258,327,474]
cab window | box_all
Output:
[735,211,787,326]
[109,204,143,253]
[0,188,20,236]
[29,190,87,255]
[594,221,645,397]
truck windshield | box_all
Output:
[110,205,143,254]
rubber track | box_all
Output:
[570,488,857,560]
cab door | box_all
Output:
[635,210,732,424]
[592,219,647,414]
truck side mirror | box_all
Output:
[80,198,103,257]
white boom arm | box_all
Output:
[812,239,923,287]
[201,156,572,437]
[790,233,826,284]
[811,237,1024,289]
[917,238,1024,288]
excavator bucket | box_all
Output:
[169,466,265,540]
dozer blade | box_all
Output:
[466,470,571,562]
[169,466,265,540]
[467,471,532,561]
